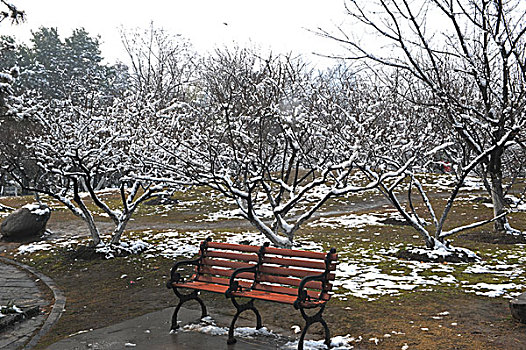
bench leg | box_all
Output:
[298,305,331,350]
[170,289,208,331]
[227,298,262,345]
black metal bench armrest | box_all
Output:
[166,257,201,289]
[294,273,326,309]
[225,265,258,298]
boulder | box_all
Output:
[0,203,51,241]
[510,292,526,324]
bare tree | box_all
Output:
[120,24,198,109]
[147,49,390,247]
[3,97,170,247]
[358,82,515,256]
[0,1,24,24]
[321,0,526,234]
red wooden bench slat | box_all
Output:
[258,273,324,289]
[230,289,327,307]
[262,256,336,271]
[200,266,254,280]
[264,246,338,261]
[196,275,252,288]
[202,258,255,270]
[206,251,259,263]
[172,280,229,294]
[259,265,336,280]
[253,282,331,298]
[207,241,261,253]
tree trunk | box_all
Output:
[488,149,506,232]
[110,214,132,245]
[84,215,101,246]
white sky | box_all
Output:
[1,0,351,67]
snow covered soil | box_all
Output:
[15,225,526,301]
[7,182,526,304]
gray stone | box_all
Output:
[0,203,51,241]
[510,292,526,324]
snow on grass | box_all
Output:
[330,242,526,301]
[334,256,457,301]
[464,263,524,277]
[95,240,150,259]
[419,175,484,192]
[403,244,480,261]
[13,228,526,300]
[508,195,526,211]
[16,242,54,255]
[142,230,202,259]
[467,282,521,298]
[308,213,386,229]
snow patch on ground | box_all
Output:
[334,258,457,301]
[467,282,521,298]
[12,224,526,301]
[180,316,274,339]
[95,240,150,259]
[308,213,386,229]
[180,316,356,350]
[508,195,526,211]
[404,244,480,261]
[282,334,358,349]
[142,230,275,259]
[16,242,54,255]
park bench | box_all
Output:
[166,238,338,349]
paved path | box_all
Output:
[0,259,49,349]
[47,306,290,350]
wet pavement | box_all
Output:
[1,252,288,349]
[46,307,287,350]
[0,258,50,350]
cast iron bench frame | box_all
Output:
[166,238,338,349]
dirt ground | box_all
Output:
[1,190,526,349]
[0,242,521,350]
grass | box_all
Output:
[1,177,525,349]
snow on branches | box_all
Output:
[6,97,170,246]
[146,50,395,247]
[323,0,526,234]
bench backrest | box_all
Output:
[256,245,337,301]
[194,241,260,291]
[194,239,338,300]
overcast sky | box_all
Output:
[2,0,351,66]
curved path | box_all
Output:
[0,255,66,350]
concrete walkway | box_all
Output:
[0,252,66,350]
[0,259,49,349]
[0,251,289,350]
[47,307,290,350]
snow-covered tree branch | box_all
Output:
[147,50,388,247]
[322,0,526,235]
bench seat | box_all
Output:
[230,289,328,307]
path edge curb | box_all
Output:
[0,256,66,349]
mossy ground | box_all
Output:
[1,179,525,349]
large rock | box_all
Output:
[0,203,51,241]
[510,292,526,324]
